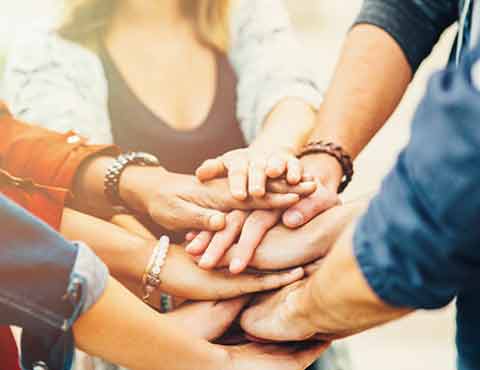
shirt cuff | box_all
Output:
[72,242,109,314]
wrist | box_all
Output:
[118,165,169,213]
[301,153,343,192]
[73,155,116,208]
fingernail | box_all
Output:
[285,211,304,227]
[210,213,225,230]
[233,191,247,200]
[290,267,304,276]
[199,254,214,268]
[185,242,197,253]
[230,258,244,274]
[251,187,266,197]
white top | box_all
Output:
[3,0,323,145]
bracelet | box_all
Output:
[298,141,354,193]
[104,152,160,209]
[142,236,170,303]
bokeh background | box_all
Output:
[0,1,457,369]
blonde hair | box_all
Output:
[59,0,231,52]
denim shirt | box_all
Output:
[354,44,480,370]
[0,195,108,370]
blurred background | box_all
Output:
[0,1,457,369]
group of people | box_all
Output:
[1,0,480,369]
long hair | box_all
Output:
[59,0,231,52]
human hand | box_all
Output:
[185,209,282,273]
[221,341,329,370]
[240,280,320,343]
[196,146,304,200]
[283,154,342,228]
[166,297,250,341]
[160,244,304,300]
[200,201,363,271]
[119,166,316,232]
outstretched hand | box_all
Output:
[196,146,304,200]
[121,166,316,232]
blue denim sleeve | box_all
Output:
[0,194,108,329]
[354,0,458,72]
[354,45,480,310]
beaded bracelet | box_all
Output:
[142,236,170,303]
[298,141,354,193]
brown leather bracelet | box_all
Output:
[298,141,354,193]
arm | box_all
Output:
[241,46,480,341]
[75,278,329,370]
[196,0,323,198]
[283,0,458,228]
[60,208,304,301]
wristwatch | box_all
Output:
[104,152,160,209]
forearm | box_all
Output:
[310,24,412,159]
[302,223,411,338]
[252,98,316,153]
[74,277,226,370]
[61,208,150,283]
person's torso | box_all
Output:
[99,45,247,241]
[100,45,247,175]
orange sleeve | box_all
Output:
[0,102,119,191]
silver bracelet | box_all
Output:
[142,235,170,302]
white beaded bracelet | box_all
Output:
[142,235,170,302]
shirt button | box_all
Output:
[67,134,81,144]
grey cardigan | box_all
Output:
[3,0,323,145]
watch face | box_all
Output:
[137,152,160,166]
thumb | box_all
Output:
[196,158,227,182]
[176,201,227,231]
[282,187,340,228]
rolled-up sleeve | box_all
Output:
[354,0,458,72]
[354,45,480,309]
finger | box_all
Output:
[179,201,227,231]
[227,158,249,200]
[186,231,214,255]
[185,231,199,242]
[286,157,303,184]
[196,158,227,182]
[265,155,287,178]
[304,259,325,276]
[229,210,281,274]
[248,160,267,197]
[282,187,340,228]
[242,193,300,209]
[198,211,248,269]
[213,296,252,321]
[266,180,317,196]
[228,267,304,296]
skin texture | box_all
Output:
[73,155,315,232]
[283,24,413,229]
[73,277,329,370]
[60,208,305,301]
[240,224,412,343]
[186,198,367,274]
[196,98,317,199]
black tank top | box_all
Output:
[99,46,247,240]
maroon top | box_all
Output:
[100,46,247,240]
